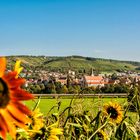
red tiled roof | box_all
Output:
[84,76,103,80]
[57,79,67,85]
[87,82,104,84]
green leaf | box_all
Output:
[67,123,82,128]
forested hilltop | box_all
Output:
[6,55,140,73]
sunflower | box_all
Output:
[0,57,34,140]
[48,128,63,140]
[14,60,23,78]
[28,108,45,136]
[97,130,108,140]
[103,102,123,123]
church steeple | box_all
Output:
[91,68,94,76]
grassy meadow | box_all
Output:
[25,97,139,122]
[25,97,127,114]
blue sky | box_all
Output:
[0,0,140,61]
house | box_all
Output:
[57,79,67,85]
[82,75,105,87]
[134,76,140,83]
[119,77,131,85]
[57,76,67,85]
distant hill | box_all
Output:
[7,55,140,74]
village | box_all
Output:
[20,68,140,94]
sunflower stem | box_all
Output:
[88,118,109,140]
[33,96,41,111]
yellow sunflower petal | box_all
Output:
[0,57,6,77]
[1,115,16,140]
[0,110,17,139]
[0,58,33,139]
[48,135,59,140]
[14,60,23,78]
[0,115,8,140]
[97,130,108,140]
[50,128,63,135]
[1,107,28,130]
[11,89,34,101]
[12,101,32,115]
[7,104,31,124]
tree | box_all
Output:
[35,85,41,93]
[39,83,45,93]
[45,82,56,94]
[111,73,117,80]
[55,82,62,94]
[81,87,94,94]
[68,86,75,94]
[60,85,68,94]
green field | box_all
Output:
[25,97,127,114]
[25,97,139,125]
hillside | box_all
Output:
[7,55,140,73]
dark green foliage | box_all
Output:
[45,81,56,94]
[127,86,140,116]
[81,87,94,94]
[60,85,68,94]
[54,82,62,94]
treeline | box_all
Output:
[24,82,131,94]
[24,81,80,94]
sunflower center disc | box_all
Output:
[0,78,10,108]
[107,106,118,119]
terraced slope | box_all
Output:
[7,55,140,73]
